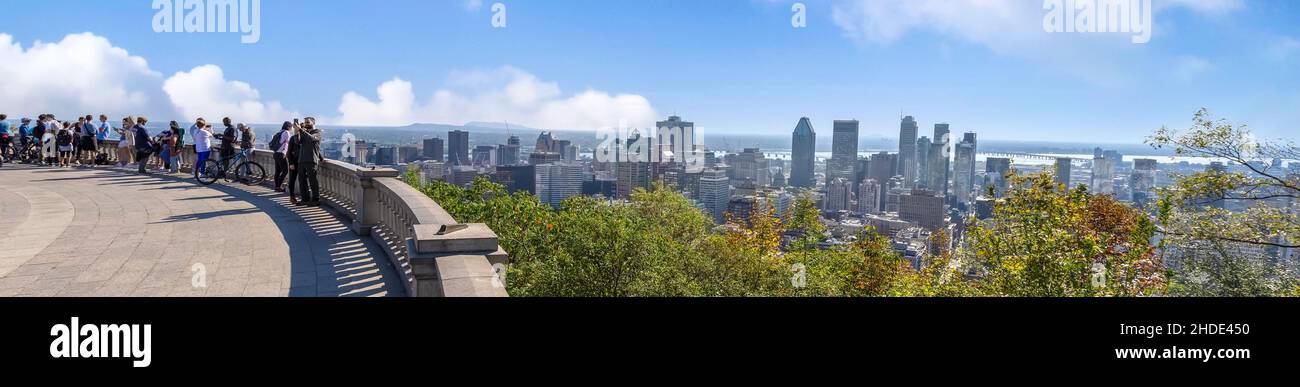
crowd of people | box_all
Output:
[1,113,325,207]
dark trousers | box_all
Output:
[287,166,299,201]
[136,150,151,173]
[273,152,289,189]
[298,163,321,203]
[220,147,234,169]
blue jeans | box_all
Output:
[195,151,211,177]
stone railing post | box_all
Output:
[352,168,399,236]
[407,224,509,297]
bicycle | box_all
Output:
[196,149,266,186]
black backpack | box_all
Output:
[268,131,284,152]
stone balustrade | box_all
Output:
[95,138,509,297]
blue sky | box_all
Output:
[1,0,1297,143]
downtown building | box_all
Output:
[448,130,470,166]
[858,179,882,214]
[1055,157,1073,188]
[536,163,584,208]
[827,120,859,184]
[732,148,770,188]
[927,123,951,198]
[698,168,731,223]
[916,136,931,189]
[790,117,816,188]
[899,189,946,231]
[898,116,919,188]
[952,133,977,208]
[499,135,521,166]
[824,177,852,212]
[986,157,1012,198]
[423,137,444,162]
[656,115,696,164]
[1131,158,1158,206]
[1091,148,1122,195]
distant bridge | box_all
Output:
[981,151,1080,164]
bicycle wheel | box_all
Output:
[196,159,222,185]
[235,161,267,186]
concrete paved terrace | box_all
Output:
[0,149,508,297]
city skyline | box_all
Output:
[0,1,1296,143]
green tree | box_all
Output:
[1147,109,1300,296]
[961,173,1165,296]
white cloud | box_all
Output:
[830,0,1245,47]
[163,64,297,124]
[1265,36,1300,62]
[0,32,296,124]
[1172,55,1214,80]
[827,0,1247,86]
[0,32,168,119]
[332,66,658,130]
[464,0,484,11]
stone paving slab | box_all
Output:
[0,164,405,297]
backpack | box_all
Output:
[268,131,284,152]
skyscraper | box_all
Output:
[790,117,816,188]
[535,163,583,208]
[986,157,1012,197]
[1091,149,1120,195]
[953,133,977,207]
[828,120,859,184]
[498,143,520,166]
[899,190,946,231]
[868,152,897,185]
[898,116,919,188]
[858,179,882,214]
[656,115,695,164]
[699,168,731,223]
[929,123,951,197]
[616,160,652,199]
[448,130,470,166]
[916,136,931,188]
[423,137,444,161]
[472,145,496,167]
[1131,158,1157,204]
[824,178,852,212]
[1054,157,1073,188]
[536,132,557,153]
[733,148,770,187]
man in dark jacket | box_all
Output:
[286,123,301,204]
[296,117,323,206]
[133,117,152,174]
[220,117,237,170]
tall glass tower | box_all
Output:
[790,117,816,188]
[829,120,859,184]
[898,116,919,188]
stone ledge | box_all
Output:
[412,223,500,254]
